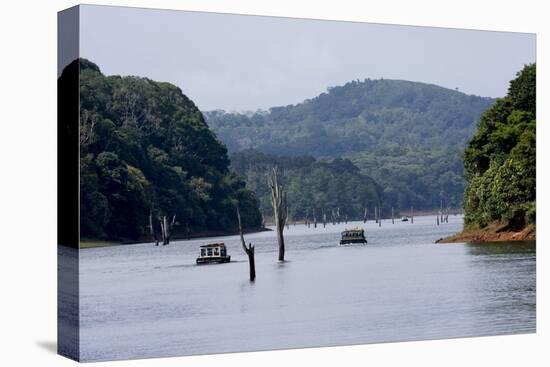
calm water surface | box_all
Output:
[71,215,535,361]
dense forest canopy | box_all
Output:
[463,64,536,229]
[76,59,262,241]
[205,79,495,210]
[71,57,531,241]
[230,150,384,221]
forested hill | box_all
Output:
[76,59,262,241]
[205,79,495,210]
[463,63,536,230]
[230,150,383,221]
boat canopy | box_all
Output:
[342,228,365,235]
[200,243,226,248]
[199,243,227,258]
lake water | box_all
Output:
[65,215,536,361]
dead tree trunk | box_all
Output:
[170,215,176,241]
[411,206,414,224]
[160,215,176,245]
[375,206,378,224]
[237,207,255,281]
[378,206,381,227]
[269,167,288,262]
[322,210,327,228]
[313,208,317,228]
[149,210,159,246]
[363,207,368,223]
[160,217,166,244]
[440,199,444,223]
[392,207,394,224]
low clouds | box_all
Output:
[80,5,535,112]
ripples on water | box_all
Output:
[60,215,535,361]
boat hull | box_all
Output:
[339,239,367,245]
[196,256,231,264]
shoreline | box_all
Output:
[436,222,535,244]
[81,213,461,249]
[80,227,271,249]
[265,211,457,226]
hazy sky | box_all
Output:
[79,5,536,112]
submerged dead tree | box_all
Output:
[237,207,255,281]
[269,167,288,261]
[160,215,176,245]
[149,210,159,246]
[313,208,317,228]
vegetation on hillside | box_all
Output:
[206,79,494,210]
[463,64,536,229]
[76,59,262,241]
[230,150,383,221]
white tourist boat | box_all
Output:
[196,243,231,264]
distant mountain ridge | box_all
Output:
[205,78,495,210]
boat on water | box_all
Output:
[196,243,231,264]
[339,228,367,245]
[401,216,409,222]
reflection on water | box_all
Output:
[465,241,536,255]
[68,215,535,361]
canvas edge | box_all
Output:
[57,4,81,362]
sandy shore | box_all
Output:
[436,221,535,244]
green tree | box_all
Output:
[463,64,536,229]
[76,59,262,241]
[230,150,384,220]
